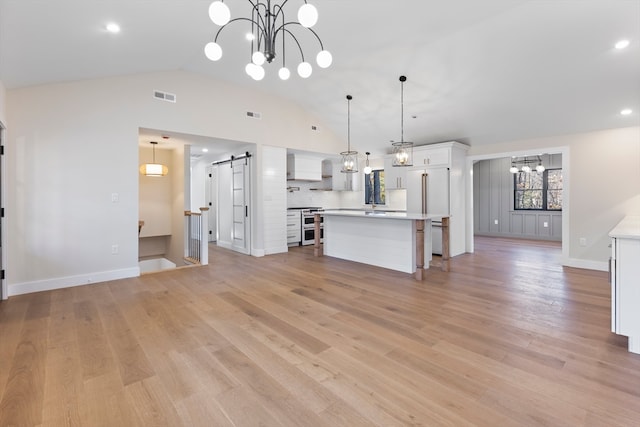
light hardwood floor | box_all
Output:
[1,236,639,426]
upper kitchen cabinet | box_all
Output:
[412,145,451,167]
[384,156,407,189]
[287,154,322,181]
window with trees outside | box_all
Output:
[514,169,562,210]
[364,169,385,205]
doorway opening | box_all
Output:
[466,147,569,264]
[137,128,255,273]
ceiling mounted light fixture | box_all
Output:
[392,75,413,167]
[509,155,545,174]
[340,95,358,174]
[140,141,169,177]
[204,1,332,81]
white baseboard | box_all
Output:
[263,245,288,255]
[217,241,233,250]
[8,267,140,297]
[562,257,608,272]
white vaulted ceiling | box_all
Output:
[1,0,639,154]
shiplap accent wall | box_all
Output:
[473,154,562,241]
[262,146,288,255]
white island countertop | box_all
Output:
[609,216,640,240]
[321,209,443,221]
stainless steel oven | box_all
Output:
[301,208,323,245]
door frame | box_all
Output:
[0,121,5,300]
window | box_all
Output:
[514,169,562,210]
[364,169,385,205]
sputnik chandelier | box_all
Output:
[204,1,332,81]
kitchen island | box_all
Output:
[315,210,449,280]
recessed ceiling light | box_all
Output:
[620,108,633,116]
[202,148,209,153]
[106,23,121,34]
[615,39,630,50]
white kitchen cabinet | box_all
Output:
[287,154,322,181]
[384,156,407,189]
[405,141,469,257]
[413,146,450,167]
[609,216,640,354]
[287,209,302,246]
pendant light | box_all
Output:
[392,75,413,167]
[140,141,169,177]
[363,152,372,175]
[340,95,358,173]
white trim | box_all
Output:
[562,257,608,272]
[8,267,140,297]
[263,246,287,255]
[0,121,5,300]
[252,248,266,257]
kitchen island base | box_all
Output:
[315,211,448,279]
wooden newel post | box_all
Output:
[314,213,323,257]
[441,216,450,272]
[415,219,425,280]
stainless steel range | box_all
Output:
[300,207,323,245]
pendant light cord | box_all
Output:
[400,75,406,142]
[347,94,352,151]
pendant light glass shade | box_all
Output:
[363,152,372,175]
[140,141,169,177]
[340,95,358,173]
[392,75,413,167]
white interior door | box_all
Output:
[206,166,217,242]
[231,158,251,254]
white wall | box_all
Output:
[468,126,640,270]
[262,145,287,254]
[5,70,344,295]
[139,144,173,237]
[0,79,6,125]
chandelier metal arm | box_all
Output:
[280,27,305,61]
[214,17,258,43]
[206,0,330,79]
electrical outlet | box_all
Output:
[111,192,119,203]
[543,221,548,228]
[111,244,119,254]
[494,219,499,225]
[579,238,587,247]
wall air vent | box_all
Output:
[153,90,177,103]
[246,111,262,119]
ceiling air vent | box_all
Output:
[153,90,177,103]
[246,111,262,119]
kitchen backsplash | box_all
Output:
[287,180,407,210]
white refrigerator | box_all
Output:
[405,167,450,255]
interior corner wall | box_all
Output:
[468,126,640,270]
[0,79,6,125]
[166,145,187,266]
[5,70,344,295]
